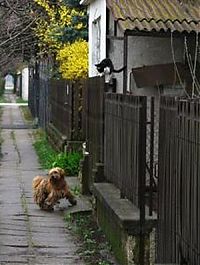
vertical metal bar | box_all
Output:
[71,82,74,141]
[139,97,147,265]
[123,31,128,94]
[149,97,155,216]
[35,60,40,120]
[102,83,105,163]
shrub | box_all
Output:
[52,152,82,176]
[0,75,5,96]
[33,130,82,176]
[57,39,88,80]
[33,135,56,169]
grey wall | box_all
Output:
[108,19,185,94]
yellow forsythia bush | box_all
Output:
[57,40,88,80]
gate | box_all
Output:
[84,76,105,190]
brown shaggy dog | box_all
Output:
[32,167,77,210]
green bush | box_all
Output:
[0,75,5,97]
[52,152,82,176]
[33,130,82,176]
[33,136,56,169]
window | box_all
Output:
[92,16,101,65]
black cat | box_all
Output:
[95,58,126,74]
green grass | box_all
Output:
[33,129,82,175]
[16,97,28,104]
[33,129,57,169]
[0,95,9,103]
[64,212,116,265]
[0,78,5,97]
[20,106,34,123]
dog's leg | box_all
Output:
[44,191,59,210]
[39,202,54,211]
[65,190,77,206]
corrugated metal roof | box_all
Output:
[106,0,200,33]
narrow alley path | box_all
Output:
[0,95,86,264]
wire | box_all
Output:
[184,34,200,97]
[170,31,190,98]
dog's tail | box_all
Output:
[32,176,44,190]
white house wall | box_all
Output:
[86,1,189,92]
[21,67,29,100]
[88,0,107,77]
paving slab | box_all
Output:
[0,99,87,264]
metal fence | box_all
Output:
[84,76,105,189]
[157,97,200,265]
[29,64,200,264]
[49,79,72,139]
[49,79,84,141]
[146,97,159,215]
[104,93,147,208]
[28,59,50,129]
[38,59,50,129]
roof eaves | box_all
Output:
[107,0,200,34]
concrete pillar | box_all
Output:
[22,67,29,100]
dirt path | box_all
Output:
[0,97,86,264]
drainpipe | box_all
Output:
[123,31,128,94]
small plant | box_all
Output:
[0,75,5,97]
[64,212,116,265]
[33,129,82,175]
[98,261,112,265]
[52,152,82,176]
[16,97,28,104]
[0,95,9,103]
[71,184,81,196]
[33,132,56,169]
[20,106,33,123]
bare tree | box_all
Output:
[0,0,38,74]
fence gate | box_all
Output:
[84,76,105,190]
[49,79,72,139]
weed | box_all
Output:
[33,132,57,169]
[64,212,117,265]
[52,152,82,176]
[16,97,28,104]
[98,262,112,265]
[19,106,33,123]
[33,129,82,175]
[0,95,9,103]
[71,184,81,196]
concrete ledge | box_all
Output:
[93,182,157,265]
[93,182,157,234]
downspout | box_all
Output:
[123,30,128,94]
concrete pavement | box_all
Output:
[0,98,87,264]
